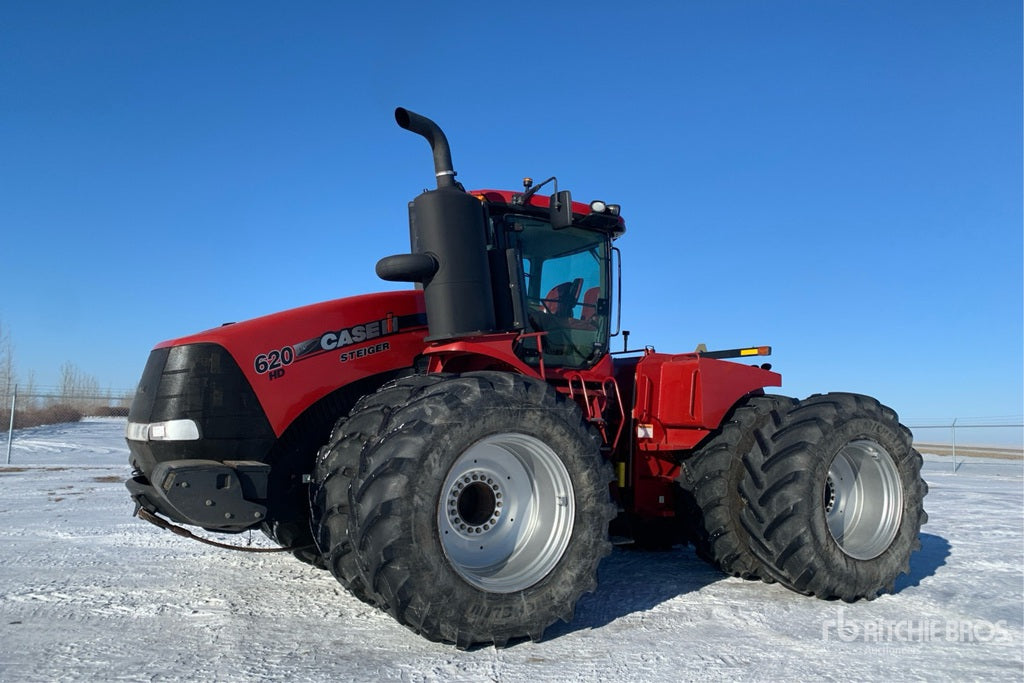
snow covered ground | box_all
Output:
[1,418,1021,681]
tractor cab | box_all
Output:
[486,195,623,370]
[376,109,628,377]
[516,218,609,368]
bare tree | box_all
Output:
[0,321,15,415]
[21,370,37,412]
[58,362,100,410]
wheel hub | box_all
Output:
[824,439,904,560]
[823,475,836,514]
[437,432,575,593]
[447,473,502,533]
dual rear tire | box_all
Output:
[682,392,927,600]
[738,392,927,600]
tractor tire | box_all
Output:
[264,371,418,568]
[739,392,928,601]
[311,374,448,604]
[346,371,615,648]
[678,394,797,580]
[261,519,323,568]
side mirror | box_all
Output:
[550,190,573,230]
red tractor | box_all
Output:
[126,108,927,648]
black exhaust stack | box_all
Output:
[393,108,457,189]
[376,108,497,341]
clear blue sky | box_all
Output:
[1,1,1021,426]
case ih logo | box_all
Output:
[319,315,397,351]
[253,312,428,379]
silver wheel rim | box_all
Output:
[438,432,575,593]
[823,439,904,560]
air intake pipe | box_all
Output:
[376,108,497,341]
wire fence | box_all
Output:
[3,383,1021,473]
[905,418,1023,474]
[3,385,134,464]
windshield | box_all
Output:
[505,216,611,368]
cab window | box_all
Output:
[509,217,610,368]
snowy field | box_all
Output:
[1,418,1021,682]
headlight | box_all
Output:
[125,419,201,442]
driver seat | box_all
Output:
[545,279,583,318]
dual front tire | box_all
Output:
[311,372,615,648]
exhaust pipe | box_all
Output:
[378,107,498,341]
[395,107,456,189]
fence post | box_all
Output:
[951,418,958,474]
[5,384,16,465]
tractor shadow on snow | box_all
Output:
[545,544,724,639]
[893,533,951,592]
[544,533,951,642]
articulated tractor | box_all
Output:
[126,108,927,648]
